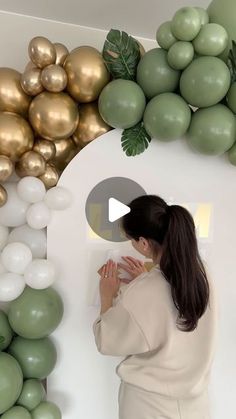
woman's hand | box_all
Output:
[99,260,120,314]
[118,256,147,283]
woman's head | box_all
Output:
[122,195,209,332]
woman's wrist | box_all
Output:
[100,295,113,314]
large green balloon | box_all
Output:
[167,41,194,70]
[32,402,61,419]
[9,336,57,379]
[227,82,236,113]
[0,352,23,414]
[0,309,13,350]
[187,104,235,155]
[228,143,236,165]
[193,23,228,56]
[208,0,236,58]
[8,287,63,339]
[171,7,201,41]
[180,56,231,107]
[1,406,31,419]
[195,7,209,26]
[143,93,191,141]
[136,48,180,99]
[17,379,46,411]
[98,79,146,129]
[156,21,177,50]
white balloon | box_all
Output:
[0,257,7,274]
[0,183,29,227]
[0,272,25,302]
[2,242,32,274]
[8,225,47,258]
[0,225,9,250]
[24,259,56,289]
[44,186,72,210]
[26,202,51,230]
[17,176,46,203]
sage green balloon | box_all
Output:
[136,48,180,99]
[228,143,236,165]
[227,82,236,113]
[167,41,194,70]
[156,21,177,50]
[195,7,209,26]
[1,406,31,419]
[8,286,63,339]
[0,309,13,350]
[32,402,61,419]
[17,379,46,411]
[143,93,191,141]
[171,7,201,41]
[98,79,146,129]
[187,104,235,155]
[9,336,57,379]
[180,56,231,107]
[193,23,228,56]
[0,352,23,414]
[208,0,236,58]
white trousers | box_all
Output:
[118,381,211,419]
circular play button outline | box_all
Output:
[85,177,146,242]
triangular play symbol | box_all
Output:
[108,198,130,222]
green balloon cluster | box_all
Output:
[0,287,63,417]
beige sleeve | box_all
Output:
[93,301,150,356]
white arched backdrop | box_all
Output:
[47,129,236,419]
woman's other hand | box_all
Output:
[99,260,120,303]
[118,256,147,283]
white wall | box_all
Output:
[48,130,236,419]
[0,11,155,72]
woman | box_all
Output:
[93,195,218,419]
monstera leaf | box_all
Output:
[228,40,236,82]
[121,122,151,156]
[103,29,140,80]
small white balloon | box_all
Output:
[44,186,72,210]
[0,183,29,227]
[24,259,56,289]
[0,256,7,274]
[0,272,25,302]
[0,225,9,250]
[26,202,51,230]
[8,225,47,258]
[17,176,46,203]
[2,242,32,274]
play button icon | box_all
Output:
[108,198,130,222]
[85,177,146,242]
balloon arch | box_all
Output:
[0,1,236,418]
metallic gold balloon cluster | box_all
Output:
[0,36,112,205]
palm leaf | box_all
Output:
[121,122,151,156]
[228,40,236,82]
[103,29,140,80]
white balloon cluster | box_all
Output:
[0,176,72,301]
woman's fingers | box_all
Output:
[118,263,133,273]
[122,256,143,267]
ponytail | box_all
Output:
[160,205,209,332]
[122,196,210,332]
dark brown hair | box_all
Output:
[122,195,209,332]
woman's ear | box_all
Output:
[139,237,149,251]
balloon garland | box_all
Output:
[0,1,236,418]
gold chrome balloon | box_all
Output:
[0,156,14,182]
[28,37,56,69]
[29,92,79,140]
[64,46,110,102]
[73,102,111,148]
[0,184,7,207]
[24,61,36,71]
[54,43,69,66]
[0,112,34,161]
[33,139,56,162]
[52,137,78,171]
[0,68,31,116]
[21,67,44,96]
[39,163,59,188]
[15,150,46,177]
[41,64,67,92]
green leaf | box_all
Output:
[102,29,140,80]
[121,122,151,157]
[0,336,5,344]
[228,40,236,82]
